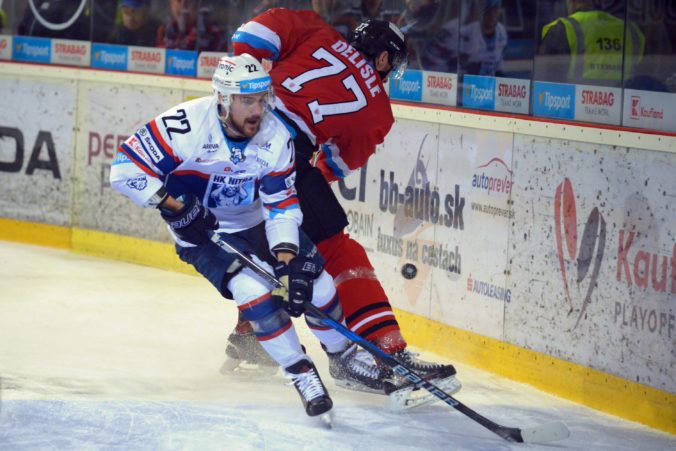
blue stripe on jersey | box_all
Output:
[239,295,281,321]
[260,170,292,195]
[321,144,347,179]
[256,320,292,341]
[164,172,210,200]
[271,110,297,139]
[318,293,341,316]
[120,143,155,174]
[144,127,179,175]
[231,31,280,61]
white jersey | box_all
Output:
[110,96,301,250]
[460,21,508,76]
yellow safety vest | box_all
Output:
[542,10,645,82]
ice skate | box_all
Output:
[220,330,279,377]
[327,343,394,394]
[385,349,462,410]
[285,357,334,426]
[392,349,457,380]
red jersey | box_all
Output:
[232,8,394,182]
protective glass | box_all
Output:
[389,55,409,81]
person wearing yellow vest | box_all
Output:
[538,0,645,85]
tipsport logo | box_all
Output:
[532,82,575,119]
[389,70,423,102]
[462,75,495,110]
[12,37,50,63]
[91,43,127,70]
[241,77,271,93]
[554,178,606,329]
[166,49,197,76]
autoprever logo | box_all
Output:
[554,178,606,328]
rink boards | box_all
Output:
[0,62,674,434]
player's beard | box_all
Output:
[225,114,262,138]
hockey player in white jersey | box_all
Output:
[109,53,386,422]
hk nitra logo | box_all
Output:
[230,146,245,164]
[554,178,606,328]
[126,176,148,191]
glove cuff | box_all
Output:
[271,242,299,256]
[148,187,169,208]
[160,194,196,220]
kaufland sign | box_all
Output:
[0,35,12,60]
[623,89,676,133]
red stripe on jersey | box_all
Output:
[238,293,272,311]
[268,165,294,177]
[117,146,159,178]
[265,197,299,210]
[306,322,332,331]
[173,169,211,179]
[257,320,293,341]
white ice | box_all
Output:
[0,241,673,450]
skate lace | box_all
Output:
[397,350,439,370]
[343,344,381,380]
[288,367,325,402]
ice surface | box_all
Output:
[0,241,673,450]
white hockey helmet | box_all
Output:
[212,53,274,118]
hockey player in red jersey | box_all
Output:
[227,8,458,396]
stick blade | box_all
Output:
[520,421,570,443]
[388,376,462,411]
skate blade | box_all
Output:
[334,378,385,395]
[315,410,334,429]
[220,359,279,378]
[388,376,462,411]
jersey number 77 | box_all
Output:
[280,48,368,125]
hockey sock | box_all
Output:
[318,231,407,347]
[305,271,349,353]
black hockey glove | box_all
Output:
[160,194,218,245]
[274,257,319,317]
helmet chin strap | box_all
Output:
[217,99,247,139]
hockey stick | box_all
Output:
[209,233,569,444]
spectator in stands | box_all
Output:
[397,0,459,72]
[459,0,508,77]
[18,0,92,40]
[0,6,6,34]
[110,0,161,47]
[537,0,645,86]
[18,0,117,41]
[249,0,281,16]
[312,1,397,39]
[157,0,228,52]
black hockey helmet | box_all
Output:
[349,19,408,81]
